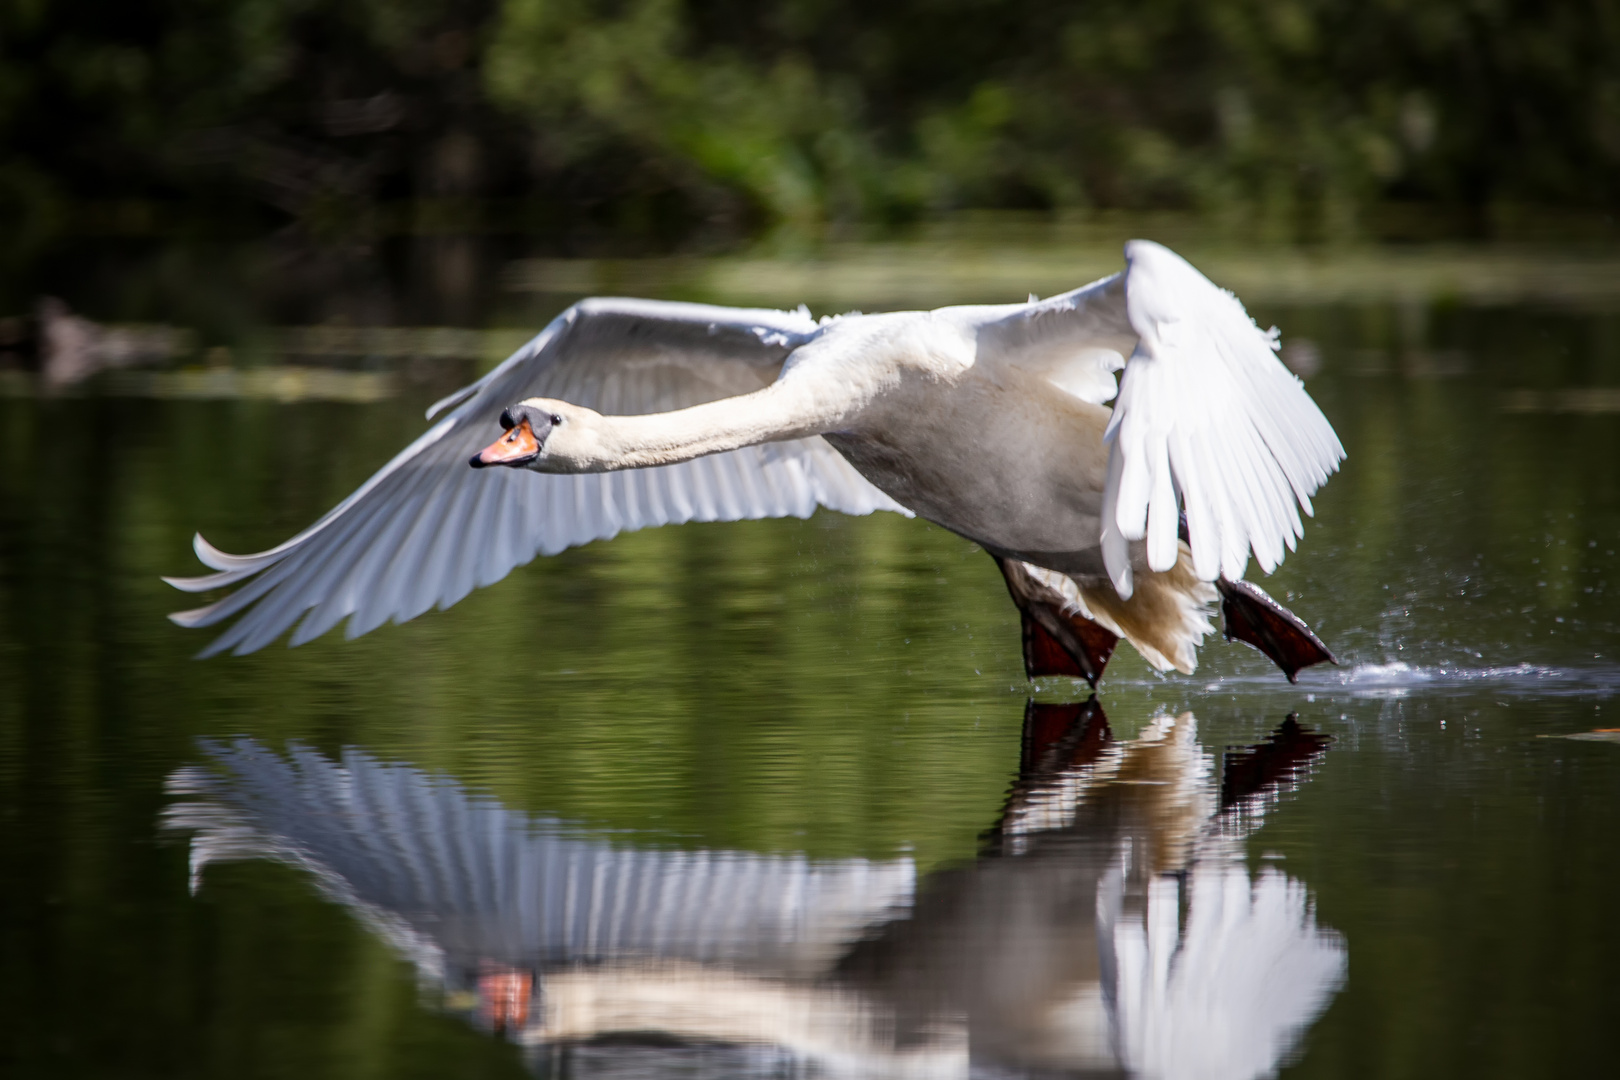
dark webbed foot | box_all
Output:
[1216,578,1337,682]
[995,557,1119,687]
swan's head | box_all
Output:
[469,398,603,472]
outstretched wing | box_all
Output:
[165,298,907,656]
[974,241,1345,597]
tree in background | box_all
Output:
[2,0,1618,250]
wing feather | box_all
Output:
[338,507,422,641]
[289,482,435,641]
[427,473,494,613]
[167,298,909,654]
[970,242,1341,598]
[1100,240,1344,595]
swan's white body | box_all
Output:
[167,241,1344,672]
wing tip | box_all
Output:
[425,385,474,420]
[168,604,217,630]
[192,532,260,571]
[162,573,209,592]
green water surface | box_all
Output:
[2,284,1619,1078]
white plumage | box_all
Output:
[166,241,1343,673]
[1103,241,1343,597]
[166,300,904,656]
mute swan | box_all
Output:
[165,241,1343,682]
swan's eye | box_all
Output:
[499,409,515,431]
[550,413,563,426]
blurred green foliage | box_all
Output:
[3,0,1619,250]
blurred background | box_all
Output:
[5,6,1620,1079]
[3,0,1620,336]
[10,0,1620,244]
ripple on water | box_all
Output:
[1305,661,1620,698]
[1155,661,1620,699]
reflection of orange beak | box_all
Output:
[470,419,541,469]
[478,965,532,1033]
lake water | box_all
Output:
[2,252,1619,1078]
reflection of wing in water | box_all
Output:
[839,703,1345,1078]
[166,740,914,981]
[1112,867,1342,1080]
[1110,714,1342,1080]
[164,707,1345,1079]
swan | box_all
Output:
[165,240,1344,682]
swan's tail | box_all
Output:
[1075,542,1218,675]
[998,542,1220,678]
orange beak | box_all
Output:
[470,419,541,468]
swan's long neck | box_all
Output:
[570,380,847,472]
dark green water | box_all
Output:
[2,289,1619,1078]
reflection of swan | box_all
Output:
[166,741,915,981]
[166,743,949,1076]
[165,707,1344,1078]
[838,705,1343,1077]
[166,242,1341,683]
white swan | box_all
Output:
[165,240,1344,680]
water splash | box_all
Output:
[1304,661,1620,697]
[1132,660,1620,698]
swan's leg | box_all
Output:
[995,557,1119,687]
[1215,578,1337,683]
